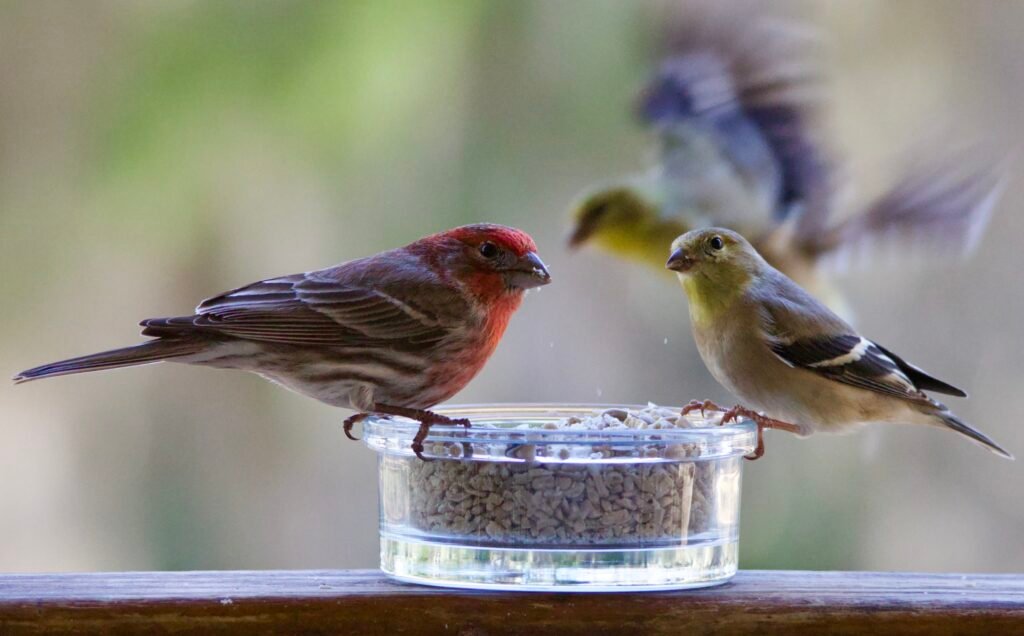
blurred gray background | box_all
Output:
[2,0,1022,573]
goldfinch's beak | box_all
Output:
[508,251,551,289]
[666,247,695,273]
[567,221,595,249]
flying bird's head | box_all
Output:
[567,185,660,252]
[423,224,550,300]
[666,228,767,312]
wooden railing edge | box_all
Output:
[1,569,1022,634]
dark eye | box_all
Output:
[479,242,499,259]
[709,236,724,251]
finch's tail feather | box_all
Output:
[13,339,205,384]
[935,409,1013,460]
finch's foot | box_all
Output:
[372,404,473,460]
[718,406,801,461]
[343,413,370,441]
[681,399,728,419]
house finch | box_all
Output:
[14,224,551,458]
[665,227,1011,461]
[568,6,1002,318]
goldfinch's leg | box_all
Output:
[681,399,729,418]
[372,404,472,460]
[343,412,370,441]
[720,406,801,460]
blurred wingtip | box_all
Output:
[815,145,1008,275]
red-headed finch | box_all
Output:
[15,224,551,457]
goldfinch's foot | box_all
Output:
[681,399,728,418]
[343,412,370,441]
[719,406,800,461]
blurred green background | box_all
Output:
[2,0,1022,573]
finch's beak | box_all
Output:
[666,247,695,273]
[508,251,552,289]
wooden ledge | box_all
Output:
[1,569,1022,634]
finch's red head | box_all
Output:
[447,224,538,258]
[413,224,551,301]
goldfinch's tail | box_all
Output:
[935,409,1013,460]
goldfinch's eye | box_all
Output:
[479,242,499,259]
[709,236,724,250]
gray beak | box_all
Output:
[567,222,595,249]
[666,247,694,273]
[508,252,551,289]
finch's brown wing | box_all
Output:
[142,271,463,351]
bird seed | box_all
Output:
[379,405,727,546]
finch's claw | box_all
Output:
[681,399,727,419]
[343,413,370,441]
[713,405,801,461]
[411,424,431,461]
[371,403,474,461]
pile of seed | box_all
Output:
[383,405,720,545]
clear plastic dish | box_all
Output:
[363,404,756,592]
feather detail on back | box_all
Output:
[143,280,460,351]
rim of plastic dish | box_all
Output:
[361,403,757,459]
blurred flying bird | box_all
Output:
[667,227,1011,460]
[14,224,552,458]
[568,6,1002,316]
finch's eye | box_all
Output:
[709,236,724,251]
[479,242,499,259]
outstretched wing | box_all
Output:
[640,6,834,239]
[141,264,466,352]
[814,150,1005,270]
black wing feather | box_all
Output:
[872,343,967,398]
[770,334,964,403]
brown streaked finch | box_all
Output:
[666,227,1011,461]
[14,224,552,458]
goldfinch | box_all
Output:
[569,8,1001,318]
[666,227,1012,461]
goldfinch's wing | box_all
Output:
[757,273,965,402]
[639,6,834,238]
[814,150,1005,272]
[767,333,966,403]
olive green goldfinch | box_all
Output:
[667,227,1012,460]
